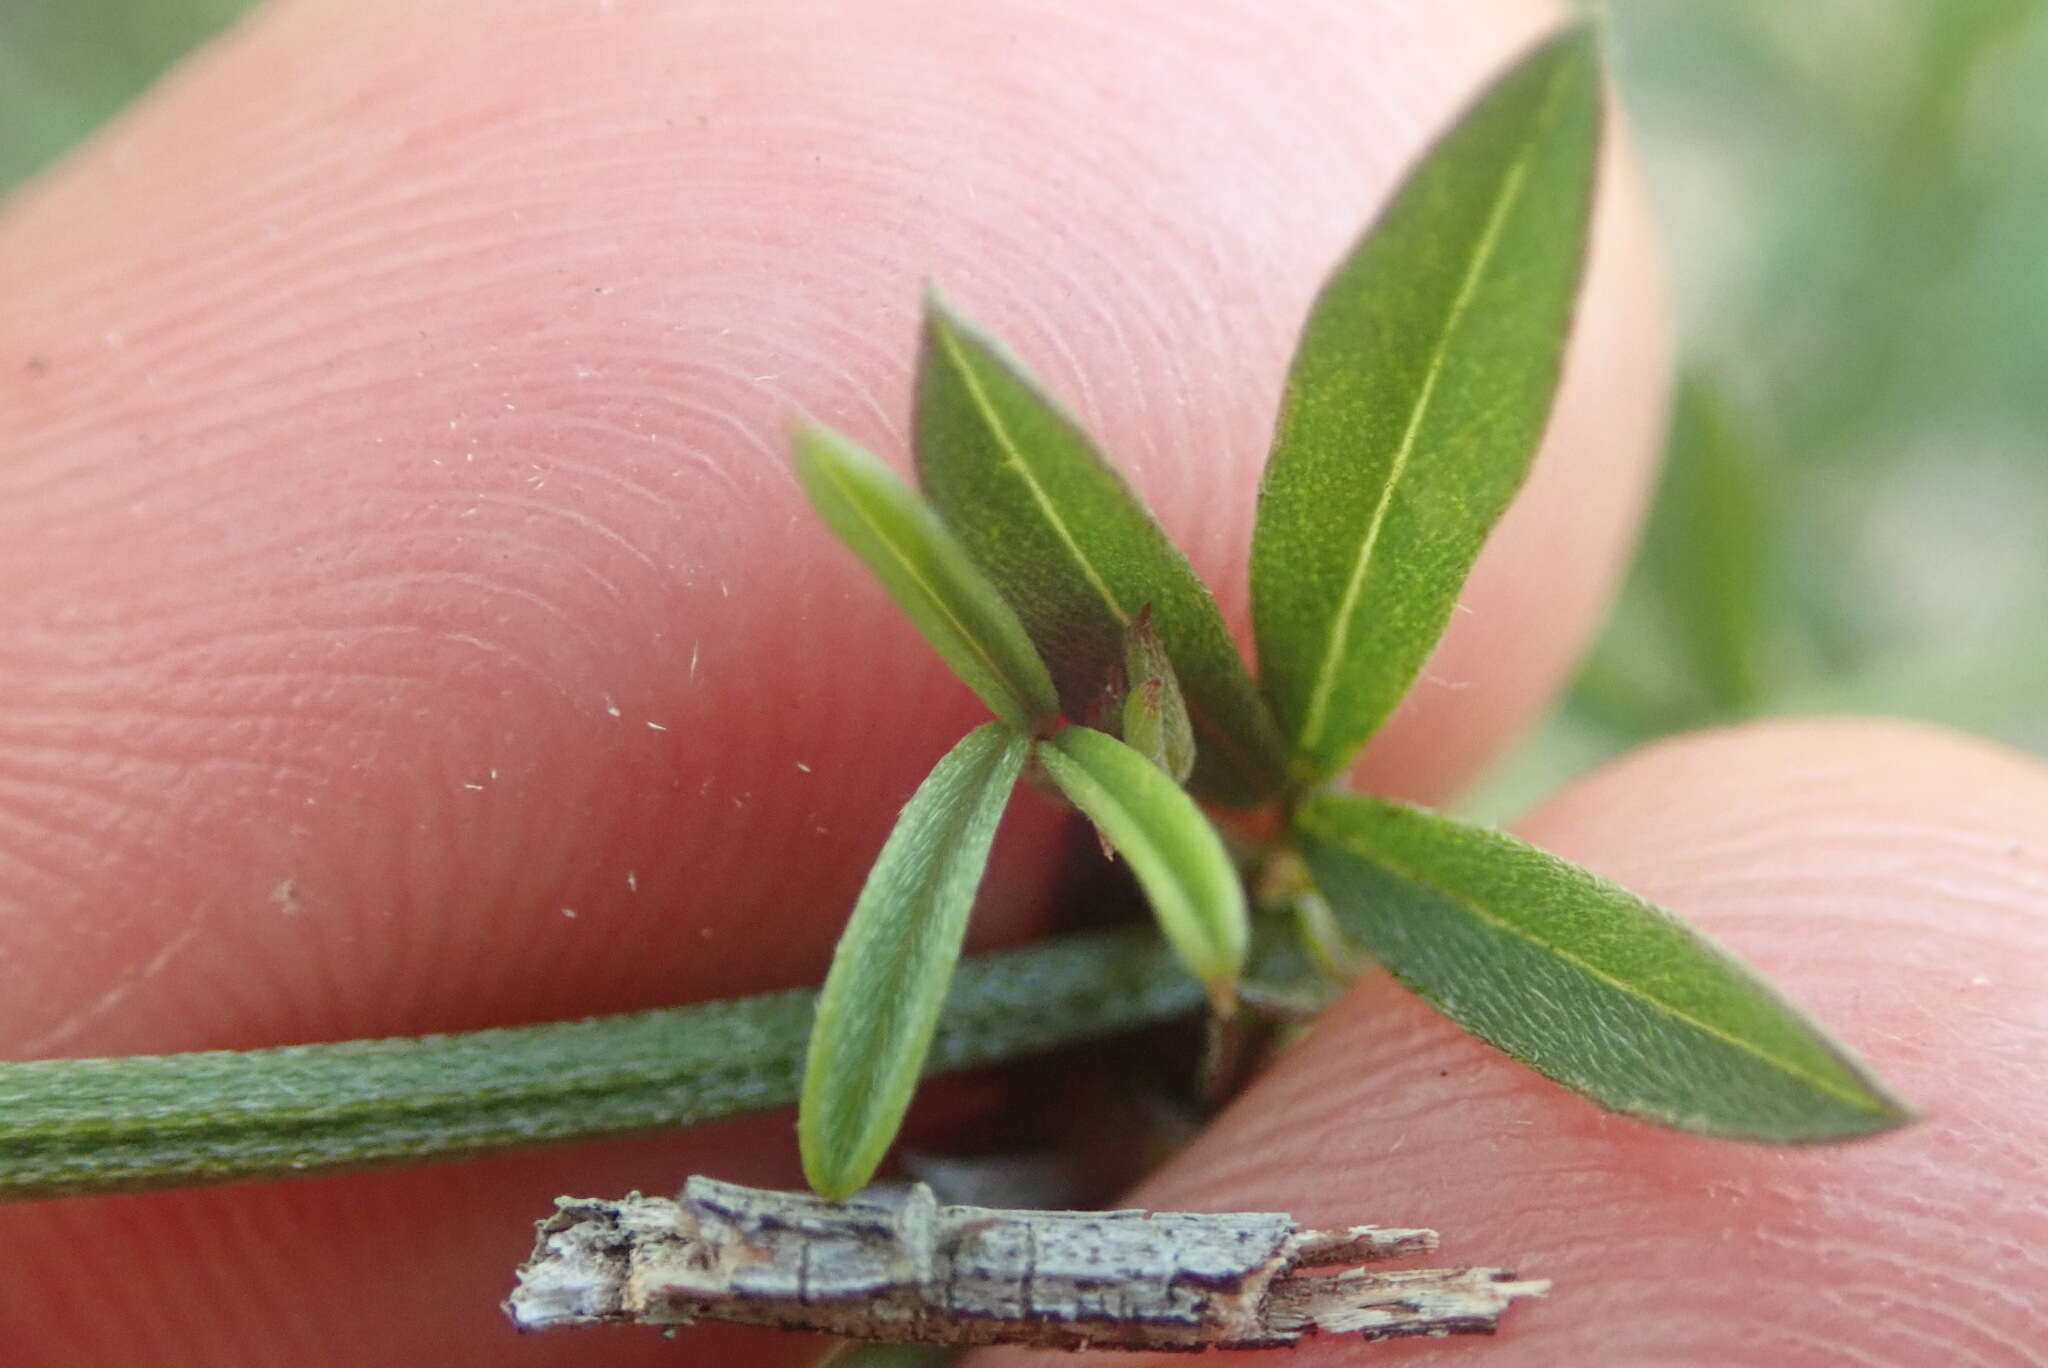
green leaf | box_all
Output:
[1037,726,1249,1009]
[793,425,1060,733]
[1119,606,1195,783]
[800,723,1031,1198]
[1295,794,1913,1142]
[915,294,1289,804]
[822,1347,959,1368]
[1252,24,1604,786]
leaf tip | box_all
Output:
[787,418,863,483]
[1835,1082,1921,1141]
[1531,15,1608,137]
[920,280,969,338]
[785,419,835,474]
[1533,13,1603,69]
[783,411,822,445]
[917,287,1025,390]
[797,1050,891,1202]
[800,1150,866,1203]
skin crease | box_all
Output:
[0,0,2032,1363]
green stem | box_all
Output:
[0,927,1204,1201]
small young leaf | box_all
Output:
[1120,607,1195,783]
[1037,726,1249,1010]
[1252,24,1603,786]
[916,294,1289,804]
[793,424,1060,734]
[1294,794,1913,1142]
[800,723,1031,1198]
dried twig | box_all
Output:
[506,1177,1546,1351]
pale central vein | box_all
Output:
[822,461,1036,719]
[1310,814,1888,1114]
[1297,96,1554,758]
[936,325,1130,627]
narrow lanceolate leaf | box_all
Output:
[916,295,1289,804]
[801,724,1030,1198]
[1295,795,1913,1142]
[1252,25,1603,786]
[793,424,1060,734]
[1038,726,1249,1010]
[1120,607,1195,783]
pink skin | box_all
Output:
[981,723,2048,1366]
[0,0,2037,1364]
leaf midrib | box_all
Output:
[1047,747,1175,908]
[932,320,1131,627]
[932,321,1277,795]
[1295,60,1569,761]
[861,737,1012,1032]
[1307,813,1891,1118]
[827,731,1015,1033]
[817,454,1041,725]
[810,730,1020,1176]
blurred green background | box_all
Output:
[1476,0,2048,816]
[4,0,2043,817]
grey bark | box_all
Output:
[506,1176,1546,1351]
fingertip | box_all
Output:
[0,0,1666,1053]
[2,5,1673,1362]
[985,720,2045,1364]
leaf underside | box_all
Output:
[800,723,1030,1198]
[915,296,1289,804]
[1252,24,1604,787]
[793,424,1060,733]
[1296,794,1912,1142]
[1037,726,1249,1006]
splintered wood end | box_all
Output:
[506,1178,1547,1351]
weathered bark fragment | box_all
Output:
[506,1177,1546,1350]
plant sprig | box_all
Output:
[793,21,1910,1198]
[799,723,1031,1198]
[0,20,1911,1212]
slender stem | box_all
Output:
[0,927,1204,1201]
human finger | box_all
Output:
[980,721,2048,1365]
[0,1,1664,1363]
